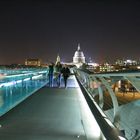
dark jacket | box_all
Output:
[48,65,54,75]
[61,67,70,77]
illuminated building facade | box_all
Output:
[115,59,138,66]
[25,59,41,66]
[73,44,85,67]
[98,63,114,72]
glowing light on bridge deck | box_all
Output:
[32,75,42,80]
[73,76,104,139]
[0,81,16,87]
[23,78,30,81]
[119,136,127,140]
[16,80,22,83]
[0,73,7,80]
[137,66,140,69]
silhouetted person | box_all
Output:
[61,64,70,88]
[55,62,62,87]
[48,62,54,87]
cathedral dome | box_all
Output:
[74,49,84,57]
[73,44,85,64]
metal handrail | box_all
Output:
[74,69,127,140]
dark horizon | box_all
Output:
[0,0,140,65]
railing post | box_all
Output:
[92,76,104,109]
[99,77,120,128]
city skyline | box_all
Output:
[0,0,140,64]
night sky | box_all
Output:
[0,0,140,64]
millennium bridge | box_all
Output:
[0,67,140,140]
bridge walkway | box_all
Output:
[0,76,102,140]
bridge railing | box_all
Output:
[73,68,140,140]
[0,68,49,117]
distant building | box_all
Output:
[55,54,61,64]
[115,59,124,66]
[73,44,85,67]
[115,59,138,66]
[25,59,41,66]
[114,59,139,71]
[97,63,114,72]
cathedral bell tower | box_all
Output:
[56,54,61,64]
